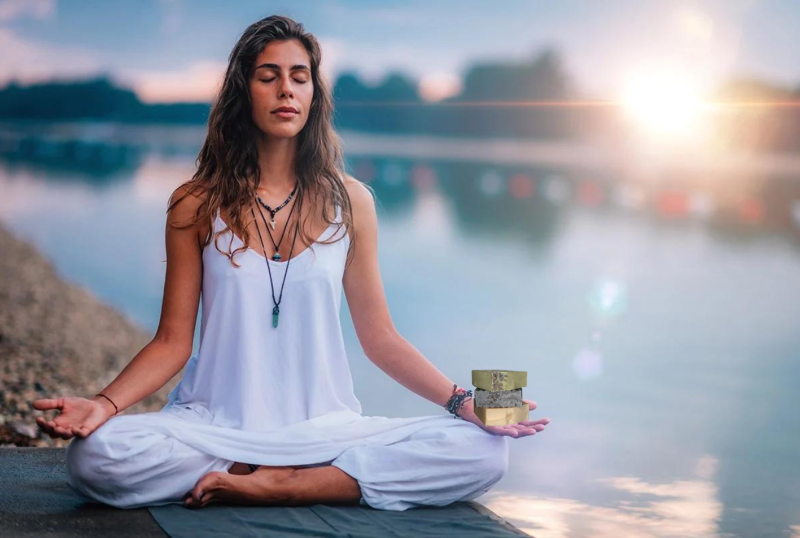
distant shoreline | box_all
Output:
[0,219,180,447]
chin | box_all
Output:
[254,124,303,139]
[268,128,303,139]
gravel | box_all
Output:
[0,220,182,448]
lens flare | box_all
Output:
[588,278,628,320]
[621,70,708,140]
[573,347,603,380]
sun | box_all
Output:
[620,71,708,139]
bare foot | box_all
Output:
[184,466,296,508]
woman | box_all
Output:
[32,14,550,511]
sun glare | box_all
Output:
[621,72,708,139]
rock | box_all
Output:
[10,420,38,438]
[474,387,523,408]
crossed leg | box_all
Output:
[67,415,364,510]
[67,412,505,511]
[185,463,362,508]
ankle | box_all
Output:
[227,462,252,475]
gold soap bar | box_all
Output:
[474,403,529,426]
[472,370,527,391]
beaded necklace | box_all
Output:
[250,191,303,328]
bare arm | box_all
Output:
[342,177,456,409]
[90,185,207,417]
[342,176,549,438]
[34,184,208,438]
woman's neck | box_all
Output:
[254,134,298,194]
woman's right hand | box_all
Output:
[459,398,550,439]
[33,396,116,440]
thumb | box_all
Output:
[33,398,62,411]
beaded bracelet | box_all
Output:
[444,383,473,419]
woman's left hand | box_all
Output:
[458,398,550,438]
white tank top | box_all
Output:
[165,200,363,432]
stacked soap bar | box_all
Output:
[471,370,528,426]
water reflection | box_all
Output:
[483,456,723,538]
[1,129,799,537]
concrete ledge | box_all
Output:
[0,448,165,537]
[1,447,530,538]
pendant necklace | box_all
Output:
[251,192,302,329]
[256,183,299,232]
[256,187,296,262]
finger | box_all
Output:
[53,426,73,440]
[40,424,56,437]
[508,421,542,430]
[518,418,550,427]
[36,418,53,437]
[41,420,58,435]
[509,421,545,436]
[497,426,519,437]
[33,398,63,411]
[33,399,52,411]
[522,400,538,411]
[512,424,539,435]
[510,424,541,435]
[35,417,53,434]
[518,422,546,432]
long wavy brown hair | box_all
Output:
[166,14,363,270]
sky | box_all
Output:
[1,0,799,103]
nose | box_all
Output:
[278,76,294,99]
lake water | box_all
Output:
[1,137,799,538]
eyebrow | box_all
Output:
[255,63,311,73]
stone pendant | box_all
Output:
[269,219,276,230]
[272,305,280,328]
[272,251,282,261]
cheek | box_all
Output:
[250,84,269,108]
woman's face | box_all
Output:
[248,39,314,139]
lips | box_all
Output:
[271,106,298,114]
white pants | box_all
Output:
[65,411,509,511]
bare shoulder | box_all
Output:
[167,182,210,244]
[168,183,207,220]
[342,173,376,227]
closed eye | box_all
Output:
[261,78,308,84]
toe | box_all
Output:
[192,471,229,502]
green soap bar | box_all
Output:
[472,370,527,391]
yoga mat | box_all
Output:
[148,500,530,538]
